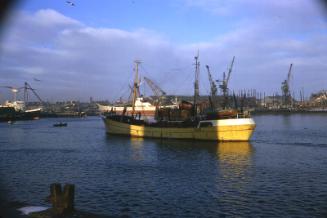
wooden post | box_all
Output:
[63,184,75,212]
[49,183,75,215]
[50,183,62,211]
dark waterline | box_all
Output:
[0,115,327,217]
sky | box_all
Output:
[0,0,327,102]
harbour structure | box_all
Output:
[0,82,43,121]
[205,64,218,110]
[103,57,256,141]
[281,63,293,108]
[217,56,235,109]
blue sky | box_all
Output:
[0,0,327,102]
[20,0,235,43]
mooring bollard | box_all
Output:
[49,183,75,215]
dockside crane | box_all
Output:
[0,86,23,101]
[205,65,217,109]
[143,76,166,105]
[281,63,293,107]
[23,82,44,104]
[1,82,43,107]
[143,76,166,97]
[217,56,235,109]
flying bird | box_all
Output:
[66,1,75,6]
[33,78,41,82]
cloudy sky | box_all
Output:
[0,0,326,102]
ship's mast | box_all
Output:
[132,60,141,114]
[193,52,200,117]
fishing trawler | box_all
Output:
[103,58,256,141]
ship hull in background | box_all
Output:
[0,106,41,122]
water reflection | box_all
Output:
[156,139,219,153]
[218,142,253,165]
[217,142,253,192]
[282,114,292,127]
[106,135,254,181]
[130,137,145,161]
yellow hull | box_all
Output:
[103,117,256,141]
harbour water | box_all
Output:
[0,114,327,217]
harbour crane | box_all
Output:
[217,56,235,109]
[205,65,217,109]
[143,76,166,105]
[0,86,23,101]
[0,82,43,106]
[281,63,293,107]
[23,82,44,104]
[143,76,166,98]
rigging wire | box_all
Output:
[125,62,207,99]
[169,66,194,95]
[111,65,135,102]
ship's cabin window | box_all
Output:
[199,122,213,128]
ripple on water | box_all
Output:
[1,116,327,217]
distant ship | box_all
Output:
[97,97,157,116]
[102,59,256,141]
[0,105,16,121]
[0,100,42,122]
[0,82,43,122]
[97,97,177,116]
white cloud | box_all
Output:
[33,9,81,26]
[0,4,326,102]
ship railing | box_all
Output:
[217,112,250,119]
[236,111,251,118]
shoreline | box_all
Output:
[252,109,327,115]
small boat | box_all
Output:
[53,122,67,127]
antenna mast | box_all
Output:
[132,60,141,114]
[193,52,200,116]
